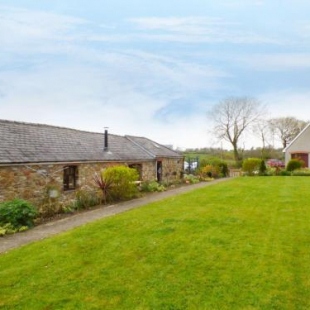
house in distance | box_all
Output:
[283,123,310,168]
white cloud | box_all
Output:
[0,10,225,149]
[0,62,215,148]
[0,5,88,55]
[2,2,307,150]
[0,6,87,37]
[244,53,310,71]
[128,16,280,45]
[129,16,230,34]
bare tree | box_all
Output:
[253,119,273,159]
[210,97,265,164]
[268,117,308,148]
[253,118,280,159]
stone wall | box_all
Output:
[161,158,184,183]
[141,161,156,181]
[0,164,58,203]
[0,158,183,212]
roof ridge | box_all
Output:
[0,119,118,136]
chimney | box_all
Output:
[104,127,109,151]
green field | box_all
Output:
[1,177,310,309]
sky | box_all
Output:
[1,0,310,149]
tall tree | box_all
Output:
[253,119,273,159]
[210,97,265,164]
[268,117,308,148]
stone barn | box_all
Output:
[0,120,184,210]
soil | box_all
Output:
[0,178,231,254]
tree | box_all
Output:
[210,97,265,164]
[268,117,307,148]
[253,119,273,159]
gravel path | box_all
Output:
[0,178,232,254]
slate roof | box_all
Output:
[0,120,183,165]
[126,135,182,158]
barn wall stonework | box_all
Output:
[0,158,183,211]
[161,158,184,182]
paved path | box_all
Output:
[0,178,232,254]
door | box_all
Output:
[292,153,309,167]
[157,161,162,182]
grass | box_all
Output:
[1,177,310,309]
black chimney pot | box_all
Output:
[104,127,108,151]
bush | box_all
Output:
[199,158,228,178]
[0,199,38,229]
[259,160,267,175]
[98,166,139,202]
[74,190,101,210]
[242,158,261,176]
[184,174,200,184]
[0,223,29,236]
[278,170,292,176]
[140,181,166,192]
[291,169,310,176]
[287,159,303,171]
[199,165,219,179]
[218,162,229,177]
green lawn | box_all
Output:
[1,177,310,309]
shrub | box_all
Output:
[184,174,200,184]
[95,166,139,202]
[199,165,219,179]
[291,169,310,176]
[242,158,261,176]
[93,171,114,204]
[0,199,38,229]
[140,181,166,192]
[0,223,29,236]
[278,170,292,176]
[199,158,228,177]
[74,190,101,210]
[287,159,303,171]
[259,160,267,175]
[218,162,229,177]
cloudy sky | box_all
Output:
[1,0,310,149]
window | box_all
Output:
[63,166,78,191]
[128,163,142,180]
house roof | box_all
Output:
[0,120,183,165]
[126,135,182,158]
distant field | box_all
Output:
[1,177,310,309]
[183,152,235,167]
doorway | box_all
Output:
[291,153,309,167]
[156,161,162,182]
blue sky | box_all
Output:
[1,0,310,149]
